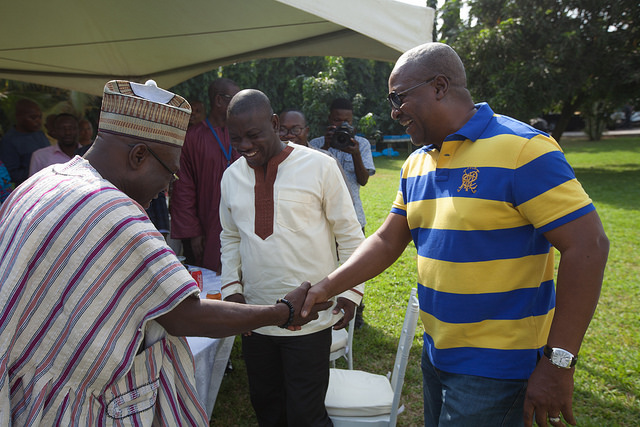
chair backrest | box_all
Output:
[345,312,355,369]
[389,288,419,426]
[330,311,356,369]
[325,289,420,427]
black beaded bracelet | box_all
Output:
[276,298,294,329]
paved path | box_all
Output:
[563,128,640,138]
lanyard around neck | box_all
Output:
[206,118,232,168]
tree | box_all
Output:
[439,0,464,43]
[428,0,439,43]
[172,56,402,139]
[454,0,640,141]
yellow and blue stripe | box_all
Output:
[392,103,594,379]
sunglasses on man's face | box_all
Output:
[387,76,437,110]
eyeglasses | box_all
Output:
[129,143,179,183]
[387,76,437,110]
[279,126,305,136]
[217,93,232,102]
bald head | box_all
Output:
[227,89,284,168]
[395,42,467,89]
[388,42,476,149]
[279,109,309,146]
[228,89,274,119]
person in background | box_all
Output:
[621,102,633,129]
[279,108,353,200]
[0,98,50,185]
[76,118,95,156]
[29,113,80,176]
[278,109,311,147]
[44,113,58,144]
[78,118,94,146]
[0,79,329,426]
[309,98,376,328]
[188,99,206,128]
[170,78,240,273]
[221,90,364,427]
[300,42,609,427]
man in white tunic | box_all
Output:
[220,89,364,426]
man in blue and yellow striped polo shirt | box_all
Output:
[303,42,609,427]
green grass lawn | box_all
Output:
[211,136,640,426]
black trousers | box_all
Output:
[242,328,333,427]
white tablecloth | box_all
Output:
[185,267,235,419]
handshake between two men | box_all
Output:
[220,281,356,335]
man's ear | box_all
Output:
[128,143,147,170]
[271,113,280,133]
[433,75,450,100]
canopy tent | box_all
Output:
[0,0,434,96]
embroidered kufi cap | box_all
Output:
[98,80,191,147]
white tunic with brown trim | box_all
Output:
[220,143,365,336]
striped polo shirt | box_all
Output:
[391,103,594,379]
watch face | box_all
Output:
[551,349,573,367]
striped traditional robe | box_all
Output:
[0,157,207,425]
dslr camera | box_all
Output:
[330,122,356,150]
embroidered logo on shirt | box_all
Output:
[457,167,479,193]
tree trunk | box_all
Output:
[551,102,574,142]
[583,101,607,141]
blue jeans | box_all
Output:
[422,346,527,426]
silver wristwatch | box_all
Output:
[543,345,578,369]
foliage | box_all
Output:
[301,56,350,138]
[439,0,463,43]
[170,56,402,140]
[454,0,640,141]
[428,0,439,43]
[357,113,378,138]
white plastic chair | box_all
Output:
[330,314,356,370]
[325,288,420,427]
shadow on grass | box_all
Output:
[210,323,425,426]
[574,362,640,426]
[573,166,640,211]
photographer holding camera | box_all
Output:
[310,98,376,328]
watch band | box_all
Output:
[543,345,578,368]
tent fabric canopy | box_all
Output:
[0,0,433,95]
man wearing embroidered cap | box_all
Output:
[0,80,330,426]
